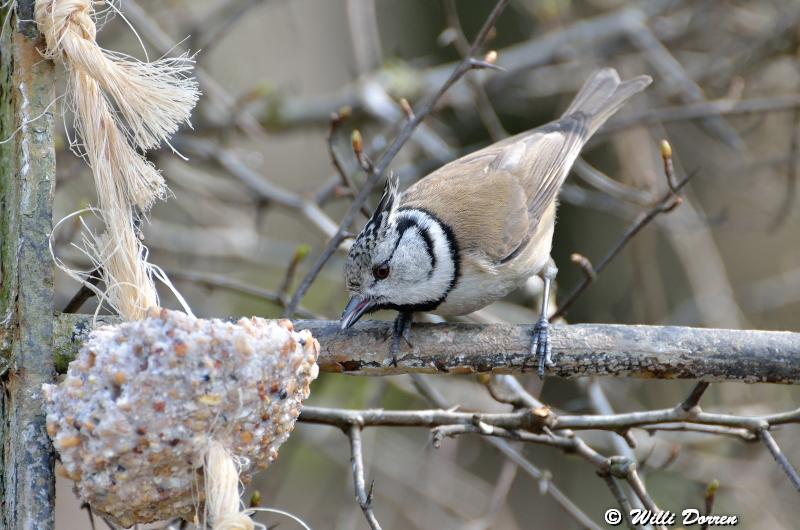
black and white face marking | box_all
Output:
[342,199,460,327]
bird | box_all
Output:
[340,68,652,376]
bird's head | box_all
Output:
[341,175,459,330]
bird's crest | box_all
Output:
[362,173,399,241]
[345,174,400,291]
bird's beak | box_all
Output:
[340,295,375,330]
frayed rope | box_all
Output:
[35,0,199,320]
[205,441,255,530]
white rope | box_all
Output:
[205,441,255,530]
[35,0,199,320]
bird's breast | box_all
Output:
[432,223,554,316]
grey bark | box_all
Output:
[53,314,800,384]
[0,3,58,529]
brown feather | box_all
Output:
[401,69,651,270]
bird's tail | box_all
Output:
[563,68,652,136]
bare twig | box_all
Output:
[554,141,695,319]
[416,374,604,530]
[770,105,800,229]
[243,3,674,129]
[442,0,507,141]
[465,458,518,530]
[62,271,102,313]
[625,18,743,150]
[173,136,340,238]
[759,428,800,492]
[299,402,799,435]
[573,158,651,206]
[487,438,603,530]
[121,0,267,139]
[605,95,800,134]
[641,423,754,441]
[597,472,636,530]
[346,0,382,75]
[583,379,649,517]
[166,269,319,319]
[186,0,271,55]
[283,0,511,317]
[680,382,711,412]
[569,253,597,282]
[346,424,383,530]
[609,457,666,530]
[276,246,311,306]
[327,109,372,218]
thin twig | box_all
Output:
[466,458,519,530]
[605,95,800,134]
[680,382,711,412]
[299,403,799,435]
[327,110,372,218]
[173,136,340,238]
[166,269,320,319]
[488,438,603,530]
[641,423,755,441]
[186,0,270,54]
[346,424,383,530]
[625,20,743,150]
[554,142,696,319]
[442,0,507,141]
[81,503,96,530]
[412,375,602,530]
[62,272,102,313]
[615,459,667,530]
[770,105,800,229]
[598,472,636,530]
[276,246,310,306]
[569,253,597,282]
[283,0,511,317]
[573,158,651,206]
[583,379,649,517]
[759,428,800,492]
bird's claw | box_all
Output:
[388,314,413,367]
[390,335,401,367]
[530,317,553,378]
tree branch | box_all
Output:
[346,425,383,530]
[759,428,800,492]
[0,5,57,528]
[53,314,800,382]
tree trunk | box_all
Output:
[0,2,58,528]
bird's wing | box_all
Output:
[479,115,588,232]
[426,115,587,263]
[401,69,650,266]
[401,154,531,263]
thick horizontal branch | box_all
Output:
[50,314,800,383]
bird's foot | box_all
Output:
[388,313,413,367]
[529,316,553,378]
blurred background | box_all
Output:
[51,0,800,528]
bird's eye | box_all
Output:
[372,263,390,280]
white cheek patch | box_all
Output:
[392,231,432,282]
[382,209,457,308]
